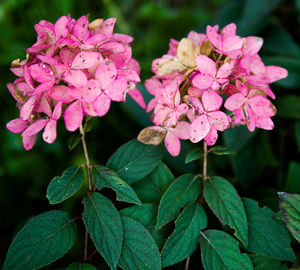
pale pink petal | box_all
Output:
[63,69,87,87]
[72,15,89,41]
[192,74,213,89]
[206,25,222,49]
[29,64,54,83]
[108,44,132,68]
[127,88,146,109]
[243,36,263,55]
[188,86,205,98]
[52,102,63,120]
[82,102,98,116]
[23,65,34,90]
[190,114,210,143]
[68,79,101,103]
[113,33,133,43]
[55,16,69,39]
[85,34,111,45]
[71,51,102,69]
[204,128,218,146]
[59,47,77,66]
[22,119,49,137]
[37,55,59,66]
[64,101,83,132]
[236,80,248,96]
[217,60,235,79]
[233,108,247,126]
[22,135,37,151]
[248,95,276,117]
[105,78,127,102]
[93,93,111,117]
[224,93,244,111]
[118,69,140,82]
[207,111,229,131]
[223,36,243,51]
[245,104,256,132]
[34,80,55,94]
[189,97,204,113]
[165,131,181,157]
[20,96,37,120]
[240,54,266,76]
[35,94,51,116]
[145,77,163,95]
[261,85,275,99]
[146,98,157,113]
[125,58,141,75]
[153,107,170,126]
[265,66,288,83]
[48,85,74,103]
[95,18,116,34]
[247,75,269,87]
[196,54,217,76]
[221,23,236,38]
[202,91,223,112]
[100,42,125,53]
[171,121,190,139]
[95,60,117,89]
[255,117,274,130]
[43,119,57,143]
[7,118,28,133]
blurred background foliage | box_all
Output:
[0,0,300,268]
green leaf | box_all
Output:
[82,193,123,270]
[156,174,201,229]
[204,176,248,246]
[249,254,288,270]
[243,198,295,261]
[210,146,235,156]
[67,262,97,270]
[119,216,161,270]
[286,162,300,194]
[46,167,84,204]
[279,192,300,243]
[67,134,82,151]
[107,139,165,184]
[132,161,174,203]
[92,165,141,205]
[275,95,300,119]
[3,210,77,270]
[200,230,253,270]
[121,203,165,249]
[185,147,203,163]
[161,202,207,267]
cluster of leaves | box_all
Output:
[3,140,300,269]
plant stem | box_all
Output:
[84,230,89,261]
[184,256,190,270]
[80,124,92,192]
[203,141,207,179]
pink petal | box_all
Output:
[265,66,288,83]
[22,119,49,137]
[118,69,140,83]
[72,15,89,42]
[224,93,244,111]
[204,128,218,146]
[217,60,235,79]
[146,98,157,113]
[248,95,276,117]
[29,64,54,83]
[71,51,102,69]
[165,131,181,157]
[48,85,74,103]
[20,96,38,120]
[37,55,59,66]
[221,23,236,38]
[243,36,263,55]
[68,79,101,103]
[34,80,55,94]
[202,91,223,112]
[240,54,266,76]
[223,36,243,52]
[59,47,77,66]
[35,94,51,116]
[127,88,146,109]
[206,25,222,50]
[245,104,256,132]
[7,118,28,133]
[93,93,111,116]
[188,86,205,98]
[113,33,134,44]
[125,58,141,75]
[171,121,190,140]
[85,33,111,45]
[108,44,132,68]
[22,135,37,151]
[52,101,63,120]
[190,114,210,143]
[23,65,34,90]
[55,16,69,39]
[192,74,213,89]
[43,119,57,143]
[207,111,229,131]
[255,117,274,130]
[100,41,126,53]
[64,101,83,132]
[105,78,127,102]
[95,18,116,34]
[82,102,98,116]
[189,97,204,114]
[95,60,117,89]
[196,54,217,76]
[63,69,87,87]
[145,77,163,95]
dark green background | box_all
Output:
[1,0,300,268]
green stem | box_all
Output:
[80,124,92,192]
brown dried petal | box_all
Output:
[200,40,212,56]
[157,60,186,76]
[137,127,166,145]
[89,18,104,30]
[177,38,197,67]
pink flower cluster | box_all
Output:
[6,15,145,150]
[139,23,287,156]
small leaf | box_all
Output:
[119,216,161,270]
[107,139,165,184]
[156,174,201,229]
[279,192,300,243]
[210,146,235,155]
[82,193,123,270]
[132,161,174,204]
[243,198,295,261]
[46,167,84,204]
[92,165,141,205]
[3,211,77,270]
[84,118,94,133]
[67,262,97,270]
[249,254,288,270]
[185,147,203,163]
[67,134,82,150]
[161,202,207,267]
[204,176,248,246]
[200,230,253,270]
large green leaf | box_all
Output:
[46,166,84,204]
[82,193,123,270]
[249,254,288,270]
[204,176,248,246]
[121,203,165,249]
[200,230,253,270]
[106,139,165,184]
[92,165,141,205]
[118,216,161,270]
[132,161,174,203]
[243,198,295,261]
[285,162,300,194]
[3,210,77,270]
[156,174,201,229]
[279,192,300,243]
[67,262,97,270]
[161,202,207,267]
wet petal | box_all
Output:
[93,93,111,117]
[190,114,210,143]
[95,60,117,89]
[43,119,57,143]
[64,101,83,131]
[165,130,181,157]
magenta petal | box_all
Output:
[64,101,83,132]
[35,94,51,116]
[93,93,111,117]
[22,119,49,137]
[22,135,37,151]
[95,60,117,89]
[63,69,87,87]
[85,34,111,45]
[95,18,116,34]
[217,60,235,79]
[108,44,132,68]
[105,78,127,102]
[72,15,89,42]
[29,64,54,83]
[171,121,190,140]
[34,80,55,94]
[54,16,69,39]
[48,85,74,103]
[43,119,57,143]
[202,91,223,112]
[206,25,222,50]
[7,118,28,133]
[165,131,181,157]
[224,93,244,111]
[190,114,210,143]
[127,88,146,109]
[100,42,125,54]
[113,33,134,44]
[20,96,37,120]
[52,102,63,120]
[68,80,101,103]
[71,51,102,69]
